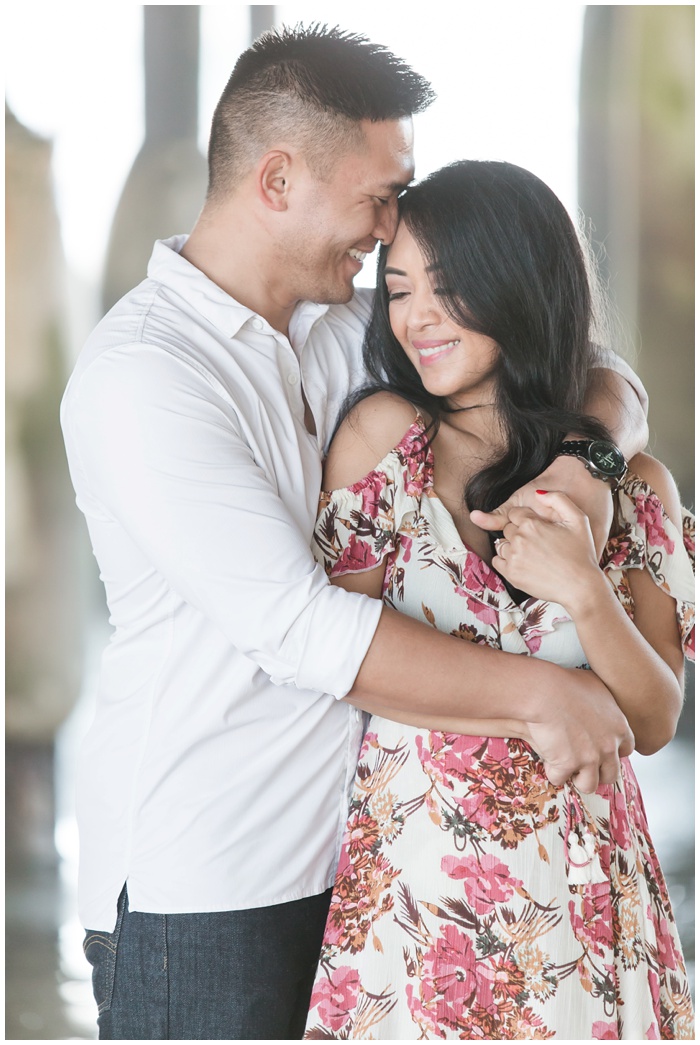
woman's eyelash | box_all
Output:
[387,291,409,301]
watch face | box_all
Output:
[589,440,626,477]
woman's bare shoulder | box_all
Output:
[324,392,423,490]
[627,452,684,531]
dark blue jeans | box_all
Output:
[83,886,332,1039]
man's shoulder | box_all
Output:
[63,280,214,416]
[72,273,217,376]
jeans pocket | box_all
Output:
[83,886,127,1014]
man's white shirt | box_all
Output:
[61,236,382,930]
[61,235,648,931]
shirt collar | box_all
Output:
[147,235,329,346]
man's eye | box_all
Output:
[375,197,390,205]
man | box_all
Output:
[62,25,646,1040]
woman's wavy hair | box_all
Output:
[359,159,612,514]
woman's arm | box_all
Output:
[489,453,685,755]
[321,393,634,791]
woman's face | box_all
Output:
[384,221,499,405]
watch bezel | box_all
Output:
[554,439,628,487]
[586,440,627,478]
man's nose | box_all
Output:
[374,197,400,246]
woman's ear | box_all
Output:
[257,150,292,211]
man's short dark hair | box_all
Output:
[207,23,435,200]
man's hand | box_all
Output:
[584,366,648,459]
[526,667,635,793]
[471,455,614,560]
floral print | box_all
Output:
[306,418,695,1040]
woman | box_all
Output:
[304,161,694,1039]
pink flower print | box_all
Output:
[397,532,413,563]
[358,731,378,757]
[647,964,661,1013]
[653,913,679,972]
[568,883,613,956]
[401,438,428,496]
[414,733,451,789]
[592,1020,619,1039]
[608,790,632,850]
[645,1023,661,1040]
[684,620,695,661]
[634,492,675,554]
[422,923,478,1011]
[441,733,496,781]
[483,954,528,1003]
[309,966,361,1031]
[333,532,379,574]
[414,732,484,790]
[345,812,380,857]
[682,514,694,559]
[442,853,522,914]
[403,470,424,498]
[465,592,501,627]
[359,471,387,519]
[605,532,636,569]
[462,552,503,594]
[456,788,500,833]
[405,984,443,1039]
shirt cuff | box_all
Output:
[269,584,383,699]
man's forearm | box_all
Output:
[348,605,555,723]
[346,605,635,793]
[585,367,649,458]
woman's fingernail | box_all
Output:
[536,489,547,495]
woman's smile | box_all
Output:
[412,338,460,364]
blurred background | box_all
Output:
[5,4,694,1040]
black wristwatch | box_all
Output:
[552,439,628,490]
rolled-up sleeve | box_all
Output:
[62,344,382,698]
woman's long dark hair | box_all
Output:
[357,160,612,515]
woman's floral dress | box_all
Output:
[305,417,695,1041]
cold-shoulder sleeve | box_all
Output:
[312,418,432,579]
[604,473,695,660]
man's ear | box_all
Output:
[257,150,293,211]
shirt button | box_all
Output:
[287,372,299,386]
[251,318,264,331]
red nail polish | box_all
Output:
[535,489,547,495]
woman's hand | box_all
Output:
[489,491,604,610]
[471,455,615,560]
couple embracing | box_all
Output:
[62,24,694,1041]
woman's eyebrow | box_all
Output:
[384,267,407,276]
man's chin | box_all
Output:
[330,282,357,305]
[305,280,356,306]
[298,271,359,305]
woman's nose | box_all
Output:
[407,290,441,329]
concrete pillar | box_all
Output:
[578,6,694,508]
[6,106,85,866]
[251,6,276,38]
[101,5,207,311]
